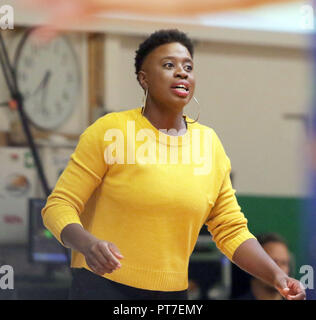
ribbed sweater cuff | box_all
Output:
[220,230,257,261]
[42,207,82,246]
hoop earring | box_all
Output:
[141,89,148,116]
[185,96,201,124]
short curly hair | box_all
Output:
[135,29,194,82]
[256,233,288,248]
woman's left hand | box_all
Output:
[275,275,306,300]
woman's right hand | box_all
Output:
[60,224,124,276]
[82,239,124,276]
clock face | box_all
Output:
[14,30,81,130]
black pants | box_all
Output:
[69,268,188,300]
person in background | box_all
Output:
[236,233,293,300]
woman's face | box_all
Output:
[139,42,195,112]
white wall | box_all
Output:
[195,41,310,197]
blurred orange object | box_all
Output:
[21,0,300,41]
[8,100,17,110]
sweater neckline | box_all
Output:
[135,107,192,146]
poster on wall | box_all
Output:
[0,147,38,244]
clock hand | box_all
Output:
[43,70,52,87]
[40,72,52,115]
[32,70,52,97]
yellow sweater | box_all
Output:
[42,107,255,291]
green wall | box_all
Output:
[236,195,305,278]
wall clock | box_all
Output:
[14,28,81,130]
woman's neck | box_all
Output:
[142,104,187,135]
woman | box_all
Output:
[42,29,305,300]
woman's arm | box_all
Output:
[41,113,124,276]
[232,238,306,300]
[41,116,109,244]
[205,141,305,300]
[61,223,124,276]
